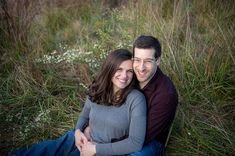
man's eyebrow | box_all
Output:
[133,57,154,60]
[145,58,155,60]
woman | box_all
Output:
[10,49,146,156]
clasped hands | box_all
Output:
[75,128,96,156]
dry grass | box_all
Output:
[0,0,234,155]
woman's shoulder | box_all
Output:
[126,89,146,110]
[129,88,144,95]
[127,89,145,101]
[85,96,95,105]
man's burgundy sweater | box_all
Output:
[142,68,178,145]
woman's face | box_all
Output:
[112,60,134,93]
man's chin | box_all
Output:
[137,78,147,83]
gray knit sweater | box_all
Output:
[76,89,147,156]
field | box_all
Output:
[0,0,234,155]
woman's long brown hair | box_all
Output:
[88,49,137,106]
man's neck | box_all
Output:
[139,68,158,89]
[139,82,147,89]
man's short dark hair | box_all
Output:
[133,35,162,58]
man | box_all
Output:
[129,35,178,155]
[78,35,178,156]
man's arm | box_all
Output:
[74,129,88,151]
[84,126,92,141]
[145,93,178,144]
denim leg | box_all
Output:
[9,129,79,156]
[128,140,164,156]
[69,148,80,156]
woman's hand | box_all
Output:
[74,129,88,151]
[81,141,96,156]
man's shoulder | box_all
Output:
[153,73,178,104]
[163,75,177,92]
[143,69,177,102]
[149,70,178,99]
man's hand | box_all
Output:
[74,129,88,151]
[81,141,96,156]
[84,126,92,141]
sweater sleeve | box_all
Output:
[76,96,91,131]
[96,91,147,156]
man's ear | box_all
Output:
[156,57,161,66]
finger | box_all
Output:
[81,149,85,156]
[75,144,81,151]
[82,136,88,144]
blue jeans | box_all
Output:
[9,129,80,156]
[129,140,164,156]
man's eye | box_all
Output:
[145,60,154,63]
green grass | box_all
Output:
[0,0,234,155]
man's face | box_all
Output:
[133,48,160,88]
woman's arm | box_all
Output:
[76,96,91,131]
[75,96,91,151]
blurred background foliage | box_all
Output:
[0,0,234,155]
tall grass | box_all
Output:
[0,0,234,155]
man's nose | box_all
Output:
[138,61,146,71]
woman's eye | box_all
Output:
[127,70,133,73]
